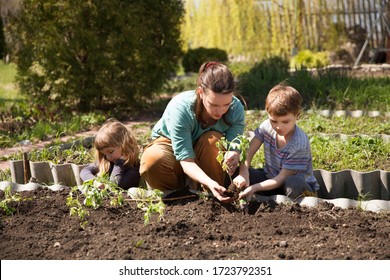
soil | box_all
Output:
[0,188,389,260]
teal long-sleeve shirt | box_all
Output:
[151,90,245,161]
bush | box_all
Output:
[6,0,184,112]
[290,50,329,69]
[182,47,228,73]
[237,56,289,109]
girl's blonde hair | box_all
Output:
[94,118,140,175]
[265,84,302,117]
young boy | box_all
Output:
[234,84,319,200]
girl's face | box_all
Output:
[100,146,122,162]
[200,87,233,120]
[268,113,297,137]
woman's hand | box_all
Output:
[224,150,240,176]
[233,175,246,188]
[233,167,249,188]
[208,182,234,203]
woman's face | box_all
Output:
[200,87,233,120]
[100,146,122,162]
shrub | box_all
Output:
[290,50,329,69]
[182,47,228,73]
[236,56,289,109]
[6,0,184,112]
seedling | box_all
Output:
[216,135,250,209]
[66,174,124,227]
[132,188,165,225]
[0,185,22,215]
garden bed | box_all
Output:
[0,188,389,260]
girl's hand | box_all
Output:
[93,180,105,190]
[224,150,240,176]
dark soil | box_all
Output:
[0,188,389,260]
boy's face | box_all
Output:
[268,113,297,137]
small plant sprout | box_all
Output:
[66,173,125,227]
[216,134,250,209]
[131,188,166,225]
[357,191,371,211]
[0,185,22,215]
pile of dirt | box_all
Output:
[0,188,389,260]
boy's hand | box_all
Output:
[239,185,256,201]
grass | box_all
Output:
[245,111,390,135]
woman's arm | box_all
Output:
[180,159,233,203]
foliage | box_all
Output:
[290,50,329,69]
[216,135,250,175]
[309,135,390,172]
[66,174,124,227]
[28,142,94,165]
[0,169,11,182]
[0,111,105,148]
[132,188,166,225]
[237,57,290,109]
[6,0,184,112]
[236,57,390,111]
[181,0,360,61]
[216,134,250,205]
[0,185,22,215]
[182,47,228,73]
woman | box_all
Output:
[140,61,245,202]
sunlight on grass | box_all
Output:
[0,61,22,101]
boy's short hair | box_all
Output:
[265,84,302,116]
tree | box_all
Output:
[6,0,184,112]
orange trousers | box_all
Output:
[140,131,225,191]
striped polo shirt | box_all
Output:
[254,119,319,190]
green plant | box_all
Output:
[216,135,250,185]
[290,50,329,69]
[0,185,22,215]
[7,0,184,112]
[66,174,124,227]
[357,192,372,211]
[0,169,11,182]
[182,47,228,73]
[216,134,250,208]
[131,188,166,225]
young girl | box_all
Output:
[234,84,319,200]
[80,119,141,190]
[140,61,245,202]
